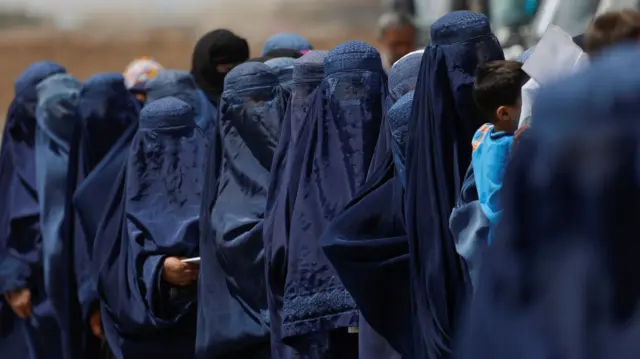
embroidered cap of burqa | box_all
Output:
[34,73,84,359]
[0,61,66,359]
[368,50,422,178]
[320,91,414,359]
[262,50,327,357]
[265,57,297,93]
[145,69,216,135]
[70,73,139,324]
[281,41,386,352]
[458,45,640,359]
[197,62,286,359]
[403,11,504,359]
[96,97,205,359]
[262,33,313,56]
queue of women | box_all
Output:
[2,8,640,359]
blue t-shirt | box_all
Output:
[471,124,514,244]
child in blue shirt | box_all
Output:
[471,60,528,243]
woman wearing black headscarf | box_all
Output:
[191,29,250,107]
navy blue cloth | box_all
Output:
[145,69,217,136]
[320,91,415,359]
[0,61,66,359]
[265,57,296,93]
[367,51,421,180]
[196,62,286,359]
[262,33,313,56]
[34,73,89,359]
[69,73,139,332]
[263,50,327,358]
[403,11,504,359]
[458,44,640,359]
[280,41,386,354]
[95,96,206,359]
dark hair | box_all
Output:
[585,10,640,55]
[473,60,528,122]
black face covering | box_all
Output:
[190,29,250,106]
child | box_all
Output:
[471,60,528,243]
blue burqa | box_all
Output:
[368,50,422,179]
[281,41,386,356]
[34,73,87,359]
[320,91,415,359]
[262,33,313,56]
[197,62,286,359]
[0,61,66,359]
[265,57,296,93]
[403,11,504,359]
[145,69,217,135]
[263,50,327,358]
[69,73,139,341]
[458,44,640,359]
[95,96,206,359]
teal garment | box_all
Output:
[490,0,531,28]
[471,124,513,244]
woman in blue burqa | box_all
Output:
[319,89,416,359]
[0,61,66,359]
[34,72,107,359]
[403,11,503,359]
[262,50,328,359]
[67,73,139,356]
[144,69,217,137]
[262,33,313,56]
[94,97,207,359]
[276,41,387,357]
[457,45,640,359]
[317,48,421,359]
[196,61,287,359]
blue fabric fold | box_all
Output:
[145,69,217,136]
[262,33,313,56]
[458,44,640,359]
[196,62,286,359]
[95,96,205,359]
[403,11,504,359]
[280,41,386,355]
[320,90,415,359]
[262,50,328,358]
[0,61,66,359]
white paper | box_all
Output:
[523,25,587,86]
[518,78,540,128]
[181,257,201,264]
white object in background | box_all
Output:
[532,0,562,39]
[181,257,201,264]
[518,78,540,128]
[522,25,588,86]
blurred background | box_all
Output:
[0,0,410,120]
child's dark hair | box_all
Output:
[473,60,528,123]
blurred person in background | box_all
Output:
[377,11,418,70]
[191,29,250,108]
[122,57,164,105]
[585,9,640,56]
[491,0,537,46]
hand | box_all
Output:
[89,309,104,340]
[4,288,32,319]
[161,257,198,286]
[513,125,528,150]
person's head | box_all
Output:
[585,10,640,56]
[123,57,164,103]
[473,60,528,131]
[377,12,417,66]
[191,29,250,104]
